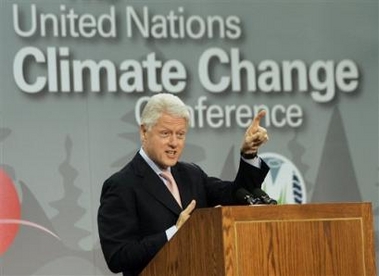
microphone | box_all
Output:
[235,188,264,205]
[251,188,278,205]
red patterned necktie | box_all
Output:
[160,170,182,208]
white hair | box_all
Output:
[140,93,190,130]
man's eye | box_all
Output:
[177,133,186,139]
[160,132,169,137]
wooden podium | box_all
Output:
[141,202,377,276]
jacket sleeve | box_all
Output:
[184,157,270,207]
[97,176,167,275]
[235,157,270,192]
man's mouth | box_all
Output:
[166,150,176,157]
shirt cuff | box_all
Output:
[241,155,261,168]
[166,225,178,241]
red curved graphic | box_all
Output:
[0,169,21,255]
[0,169,61,256]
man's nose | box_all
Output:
[168,134,179,146]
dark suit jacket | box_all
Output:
[98,152,269,276]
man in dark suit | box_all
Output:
[97,93,270,276]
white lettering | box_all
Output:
[12,4,116,38]
[14,47,187,94]
[13,47,46,93]
[136,96,304,129]
[199,48,359,103]
[125,6,242,40]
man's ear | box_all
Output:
[139,124,147,142]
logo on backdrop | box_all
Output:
[0,169,60,256]
[260,153,307,204]
[0,135,110,275]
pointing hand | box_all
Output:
[241,110,269,155]
[176,200,196,229]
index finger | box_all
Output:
[184,200,196,214]
[249,110,266,132]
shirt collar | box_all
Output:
[139,148,170,175]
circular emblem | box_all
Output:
[260,153,307,204]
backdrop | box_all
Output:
[1,0,378,275]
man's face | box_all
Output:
[141,112,188,170]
